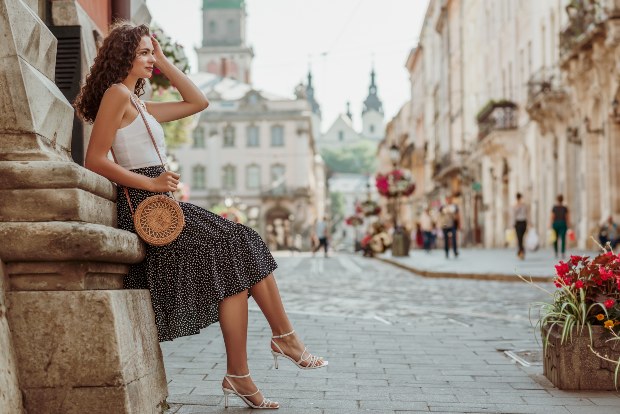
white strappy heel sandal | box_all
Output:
[271,330,328,370]
[222,373,279,409]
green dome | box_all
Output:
[203,0,244,9]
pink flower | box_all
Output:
[154,68,162,75]
[605,299,616,309]
[574,280,584,289]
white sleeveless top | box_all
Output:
[111,99,168,170]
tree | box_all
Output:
[320,140,377,175]
[329,191,346,225]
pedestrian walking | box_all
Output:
[439,196,460,258]
[419,208,435,253]
[598,215,619,249]
[550,194,570,259]
[312,216,330,257]
[512,193,529,260]
[74,22,326,410]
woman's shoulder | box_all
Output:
[102,84,131,103]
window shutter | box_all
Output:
[50,25,83,165]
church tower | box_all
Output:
[196,0,254,83]
[361,67,384,140]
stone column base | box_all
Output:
[7,290,168,413]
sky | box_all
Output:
[147,0,429,132]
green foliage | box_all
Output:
[320,141,377,174]
[329,191,345,223]
[151,89,192,150]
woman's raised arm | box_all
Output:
[84,84,179,193]
[145,36,209,122]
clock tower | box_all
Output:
[196,0,254,83]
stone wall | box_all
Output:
[0,0,167,412]
[0,258,24,413]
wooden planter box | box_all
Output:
[542,324,620,390]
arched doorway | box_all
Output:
[264,206,293,251]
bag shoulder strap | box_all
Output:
[109,85,175,216]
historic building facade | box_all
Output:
[174,73,325,250]
[393,0,620,250]
[175,0,326,249]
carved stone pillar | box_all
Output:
[0,0,167,412]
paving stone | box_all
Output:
[162,255,620,413]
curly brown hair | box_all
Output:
[74,21,150,123]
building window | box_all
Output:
[192,165,206,190]
[223,125,235,147]
[370,124,375,134]
[247,125,260,147]
[246,164,261,189]
[192,126,205,148]
[209,20,216,34]
[270,164,285,193]
[271,125,284,147]
[222,164,236,190]
[338,130,344,141]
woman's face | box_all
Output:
[130,35,156,79]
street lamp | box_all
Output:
[386,143,411,256]
[389,144,400,167]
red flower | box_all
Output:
[604,299,616,309]
[570,255,584,265]
[574,280,584,289]
[154,67,162,75]
[599,267,614,281]
[555,261,570,278]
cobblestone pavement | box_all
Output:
[161,252,620,414]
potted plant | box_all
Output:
[521,245,620,389]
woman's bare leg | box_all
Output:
[249,274,326,368]
[218,290,278,407]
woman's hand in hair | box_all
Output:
[150,171,180,193]
[151,35,167,66]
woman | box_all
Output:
[550,194,570,259]
[74,22,326,410]
[512,193,528,260]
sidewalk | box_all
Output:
[376,248,595,282]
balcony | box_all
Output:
[476,100,518,141]
[260,186,312,200]
[560,0,607,61]
[526,67,568,127]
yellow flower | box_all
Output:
[604,320,615,329]
[596,314,605,321]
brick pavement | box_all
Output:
[160,254,620,414]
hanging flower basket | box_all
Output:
[375,169,415,198]
[149,26,190,91]
[356,200,381,217]
[345,215,363,226]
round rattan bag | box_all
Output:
[133,195,185,246]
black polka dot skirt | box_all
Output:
[117,166,278,342]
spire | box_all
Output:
[306,70,321,117]
[346,101,352,120]
[362,67,383,115]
